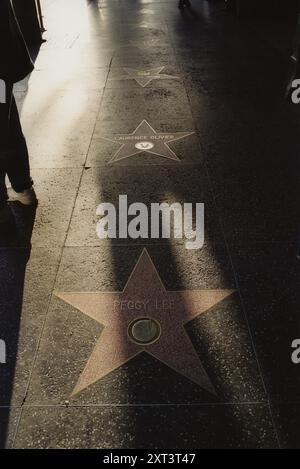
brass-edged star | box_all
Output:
[102,120,194,163]
[55,249,234,397]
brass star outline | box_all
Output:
[102,120,194,163]
[55,249,234,397]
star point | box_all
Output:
[110,66,179,87]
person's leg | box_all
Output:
[5,89,36,206]
[0,166,7,209]
[6,94,33,193]
[0,83,15,229]
[0,82,12,209]
[0,145,7,209]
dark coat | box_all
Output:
[0,0,34,83]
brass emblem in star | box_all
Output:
[55,249,234,397]
[102,120,194,163]
[110,66,179,87]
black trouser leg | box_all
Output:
[0,169,7,209]
[0,82,32,209]
[0,82,10,209]
[6,96,32,193]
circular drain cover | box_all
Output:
[135,141,154,151]
[128,318,161,345]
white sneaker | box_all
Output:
[8,187,37,206]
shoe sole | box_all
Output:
[8,197,38,207]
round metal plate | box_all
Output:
[128,317,161,345]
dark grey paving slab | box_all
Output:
[177,49,238,73]
[65,166,221,247]
[0,248,61,407]
[229,242,300,401]
[212,172,298,243]
[14,404,278,449]
[202,116,299,182]
[204,110,299,243]
[99,85,192,123]
[271,402,300,449]
[183,93,240,161]
[0,407,21,449]
[111,46,177,68]
[172,34,228,52]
